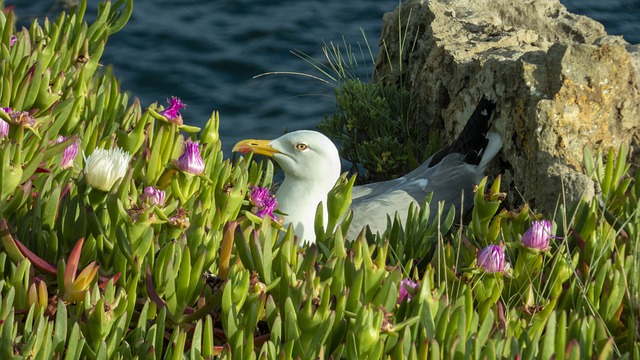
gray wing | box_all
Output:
[347,153,484,239]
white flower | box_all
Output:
[84,147,131,191]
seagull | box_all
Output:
[233,96,502,246]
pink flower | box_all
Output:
[160,97,186,125]
[141,186,166,206]
[56,136,79,169]
[521,220,552,250]
[477,245,505,273]
[255,196,278,220]
[175,140,205,175]
[397,278,418,303]
[0,118,8,138]
[250,187,271,208]
[250,186,278,220]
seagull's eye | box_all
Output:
[295,143,308,151]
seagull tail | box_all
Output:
[428,95,497,167]
[478,132,502,169]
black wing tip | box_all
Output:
[475,95,497,120]
[427,95,498,167]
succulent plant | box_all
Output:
[0,1,639,359]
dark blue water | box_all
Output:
[8,1,640,155]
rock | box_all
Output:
[374,0,640,214]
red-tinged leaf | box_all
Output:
[145,266,167,309]
[65,238,85,285]
[214,328,226,340]
[60,183,71,200]
[497,300,506,331]
[34,166,51,174]
[13,235,57,276]
[254,333,271,348]
[219,221,237,280]
[98,272,121,290]
[183,306,195,314]
[213,345,225,356]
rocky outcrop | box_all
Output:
[374,0,640,213]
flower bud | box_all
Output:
[57,136,79,169]
[28,278,48,309]
[397,278,418,303]
[175,140,205,175]
[477,244,505,273]
[84,147,131,191]
[0,118,8,138]
[141,186,166,206]
[521,220,552,250]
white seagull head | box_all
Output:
[233,130,341,245]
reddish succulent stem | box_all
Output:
[12,232,58,276]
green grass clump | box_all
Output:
[319,78,440,183]
[0,1,639,359]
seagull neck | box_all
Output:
[279,176,333,199]
[276,173,337,212]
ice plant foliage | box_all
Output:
[397,278,418,303]
[141,186,166,206]
[56,136,79,169]
[160,96,186,125]
[250,186,278,220]
[477,244,505,273]
[3,3,640,358]
[521,219,552,250]
[175,140,205,175]
[84,147,131,191]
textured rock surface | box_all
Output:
[374,0,640,213]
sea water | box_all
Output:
[8,0,640,155]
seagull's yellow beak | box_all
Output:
[232,139,281,157]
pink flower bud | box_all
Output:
[0,118,8,138]
[521,220,552,250]
[397,278,419,303]
[477,244,505,273]
[57,136,79,169]
[175,140,205,175]
[142,186,166,206]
